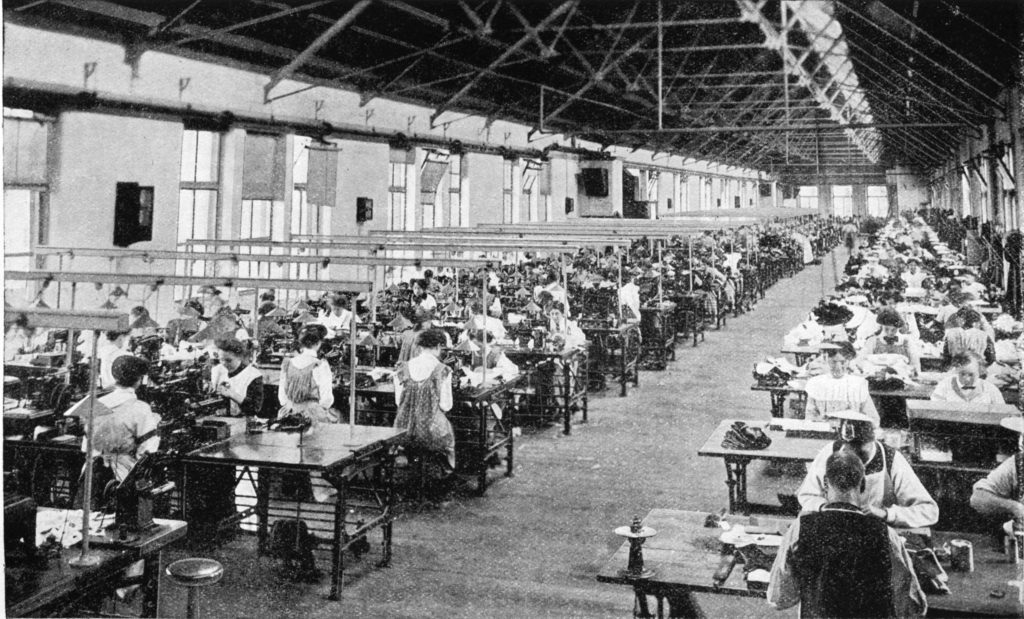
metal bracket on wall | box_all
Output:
[83,62,98,89]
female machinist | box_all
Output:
[277,324,337,424]
[393,328,456,500]
[210,337,265,423]
[190,336,265,541]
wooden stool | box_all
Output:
[165,558,223,619]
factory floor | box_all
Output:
[155,252,844,619]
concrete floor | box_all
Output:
[156,253,843,618]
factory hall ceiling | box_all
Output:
[6,0,1021,181]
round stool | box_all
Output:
[165,558,223,619]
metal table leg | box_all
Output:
[329,479,347,601]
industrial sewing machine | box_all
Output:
[98,453,176,538]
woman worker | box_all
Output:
[393,328,457,500]
[804,342,879,427]
[278,324,337,424]
[210,337,265,422]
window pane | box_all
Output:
[180,130,198,182]
[195,131,220,182]
[193,191,212,240]
[4,189,32,254]
[177,190,196,243]
[293,136,311,185]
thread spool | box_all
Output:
[949,539,974,572]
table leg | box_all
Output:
[723,459,750,514]
[769,393,786,418]
[477,404,489,495]
[255,466,269,555]
[563,361,572,436]
[141,552,160,618]
[620,339,628,397]
[505,413,515,479]
[379,450,394,568]
[329,480,347,601]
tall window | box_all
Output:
[290,135,333,282]
[176,129,221,298]
[832,185,853,216]
[388,151,410,231]
[4,108,51,279]
[502,159,515,223]
[798,186,819,210]
[866,185,888,217]
[448,154,463,227]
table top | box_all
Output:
[597,508,1023,617]
[751,380,935,400]
[906,400,1019,427]
[697,419,826,462]
[6,511,187,617]
[180,423,405,470]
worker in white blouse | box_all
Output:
[278,325,336,423]
[618,270,641,322]
[970,416,1023,523]
[798,409,939,530]
[930,353,1005,405]
[899,258,929,289]
[89,355,162,483]
[316,294,353,338]
[467,329,520,383]
[98,330,133,390]
[804,342,879,427]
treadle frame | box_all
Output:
[505,347,589,435]
[179,425,403,600]
[581,323,641,397]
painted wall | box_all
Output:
[889,167,929,216]
[465,153,504,225]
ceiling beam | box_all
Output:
[263,0,372,100]
[428,0,576,124]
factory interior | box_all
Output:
[3,1,1024,617]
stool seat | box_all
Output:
[165,558,224,588]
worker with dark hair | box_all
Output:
[211,337,264,418]
[89,355,162,482]
[393,328,456,499]
[860,307,921,376]
[804,342,879,426]
[942,306,995,367]
[278,324,335,424]
[931,352,1004,404]
[97,329,133,390]
[770,451,926,618]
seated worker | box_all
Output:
[959,271,987,300]
[99,329,133,389]
[969,415,1023,523]
[316,293,353,338]
[900,258,929,289]
[942,307,996,368]
[399,308,451,364]
[89,355,162,482]
[860,307,921,377]
[128,306,160,336]
[769,451,926,618]
[209,337,264,419]
[618,269,641,322]
[804,342,880,427]
[534,272,569,316]
[466,329,520,383]
[461,301,506,341]
[278,324,336,424]
[798,409,939,530]
[393,328,456,497]
[546,302,586,349]
[930,353,1005,404]
[856,253,890,280]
